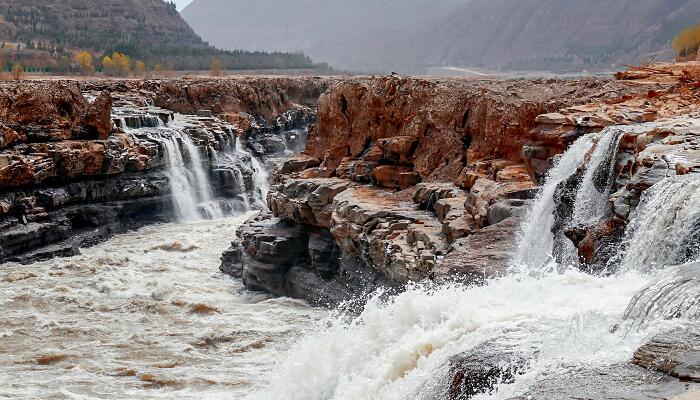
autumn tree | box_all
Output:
[102,52,131,77]
[134,60,147,76]
[11,64,24,80]
[672,23,700,57]
[210,58,224,76]
[74,51,95,75]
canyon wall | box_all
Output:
[0,77,332,263]
[220,75,653,305]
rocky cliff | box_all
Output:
[219,74,653,305]
[0,76,332,263]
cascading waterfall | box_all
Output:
[623,263,700,328]
[513,134,595,269]
[254,123,700,400]
[616,174,700,272]
[571,128,623,226]
[159,131,202,221]
[235,137,270,208]
[118,110,281,221]
[180,136,223,219]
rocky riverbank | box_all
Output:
[0,76,333,263]
[219,74,660,304]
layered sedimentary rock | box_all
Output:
[0,77,327,263]
[220,75,651,304]
[522,63,700,271]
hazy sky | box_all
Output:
[173,0,193,10]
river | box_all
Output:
[0,214,325,400]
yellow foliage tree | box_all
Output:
[672,23,700,56]
[102,52,131,77]
[74,51,95,75]
[210,58,224,76]
[11,64,24,80]
[134,60,147,76]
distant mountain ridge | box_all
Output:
[182,0,466,72]
[0,0,318,71]
[183,0,700,73]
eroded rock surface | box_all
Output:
[0,77,326,263]
[221,75,645,302]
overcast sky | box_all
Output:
[173,0,193,10]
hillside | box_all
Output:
[391,0,700,73]
[182,0,466,73]
[184,0,700,73]
[0,0,318,72]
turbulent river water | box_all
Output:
[2,119,700,399]
[0,214,325,399]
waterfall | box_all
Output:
[235,137,270,209]
[513,134,595,269]
[251,124,700,399]
[623,263,700,328]
[159,132,202,221]
[181,137,223,219]
[616,174,700,273]
[571,128,623,227]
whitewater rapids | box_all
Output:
[0,214,325,399]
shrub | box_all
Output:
[74,51,95,75]
[672,24,700,57]
[102,52,131,77]
[11,64,24,80]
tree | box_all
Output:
[102,52,131,77]
[210,58,224,76]
[672,23,700,57]
[74,51,95,75]
[11,64,24,80]
[134,60,147,76]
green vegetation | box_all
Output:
[0,0,326,75]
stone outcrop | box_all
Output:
[0,77,327,263]
[634,328,700,383]
[522,64,700,271]
[221,75,650,303]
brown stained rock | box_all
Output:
[330,187,448,283]
[82,91,113,139]
[434,217,521,283]
[634,328,700,383]
[377,136,418,163]
[84,76,335,126]
[268,178,351,229]
[307,75,642,182]
[413,182,464,210]
[371,165,421,189]
[0,123,23,150]
[279,155,322,175]
[0,81,88,127]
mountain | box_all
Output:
[0,0,318,71]
[182,0,467,73]
[389,0,700,73]
[183,0,700,73]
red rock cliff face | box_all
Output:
[221,75,650,304]
[306,76,640,185]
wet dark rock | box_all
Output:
[220,213,389,306]
[487,199,528,226]
[634,328,700,383]
[512,364,696,400]
[434,217,520,283]
[447,341,530,400]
